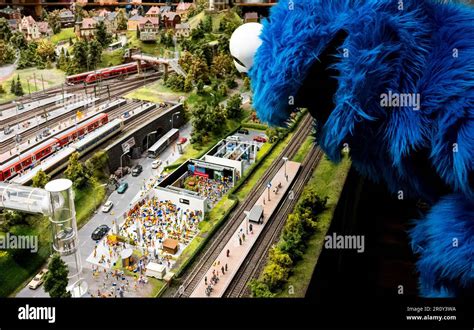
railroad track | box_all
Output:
[0,75,162,151]
[0,72,161,128]
[171,113,314,298]
[224,144,324,297]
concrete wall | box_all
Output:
[203,155,244,177]
[104,103,184,171]
[152,187,207,215]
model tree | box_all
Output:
[32,170,51,189]
[37,40,56,63]
[15,75,24,97]
[0,40,15,65]
[87,39,103,70]
[0,18,12,41]
[225,94,242,119]
[44,254,72,298]
[48,10,62,35]
[64,152,90,188]
[95,20,111,47]
[116,9,127,31]
[9,31,27,50]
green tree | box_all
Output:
[225,94,242,119]
[0,40,15,65]
[183,76,193,92]
[225,76,237,89]
[211,53,234,78]
[43,254,72,298]
[9,31,27,50]
[0,84,5,95]
[48,10,62,35]
[243,76,251,91]
[71,39,88,69]
[15,75,24,97]
[116,9,127,31]
[95,20,111,47]
[85,150,109,180]
[31,170,50,188]
[64,152,89,188]
[136,27,140,39]
[10,79,16,94]
[0,18,12,41]
[37,40,56,63]
[87,39,103,70]
[196,79,204,94]
[248,279,274,298]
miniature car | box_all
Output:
[91,225,110,241]
[238,128,249,134]
[253,136,267,143]
[102,201,113,213]
[228,135,240,142]
[117,182,128,194]
[28,268,48,290]
[177,137,188,145]
[131,165,143,177]
[152,159,162,169]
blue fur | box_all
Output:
[249,0,474,296]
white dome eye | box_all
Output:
[229,23,263,73]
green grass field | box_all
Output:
[125,79,187,103]
[99,49,125,68]
[50,28,76,45]
[276,155,352,297]
[74,180,107,228]
[0,68,66,103]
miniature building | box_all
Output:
[19,16,40,40]
[146,6,161,18]
[59,9,75,28]
[162,12,181,29]
[160,6,172,14]
[127,14,143,31]
[244,12,259,23]
[37,21,52,38]
[210,0,230,11]
[138,17,160,42]
[176,1,195,19]
[77,18,97,39]
[175,22,190,38]
[0,6,21,20]
[162,238,179,255]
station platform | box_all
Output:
[0,94,73,122]
[190,160,301,297]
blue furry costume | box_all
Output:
[248,0,473,297]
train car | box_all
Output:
[71,118,123,153]
[0,138,60,181]
[65,71,92,85]
[55,113,109,147]
[84,62,153,84]
[0,113,110,182]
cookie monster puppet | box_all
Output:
[231,0,474,297]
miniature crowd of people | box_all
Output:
[193,175,233,207]
[119,197,203,260]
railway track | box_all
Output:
[171,113,314,298]
[224,144,324,297]
[0,72,161,129]
[0,74,162,151]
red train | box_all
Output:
[0,113,109,181]
[66,62,153,85]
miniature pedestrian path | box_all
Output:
[190,161,301,297]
